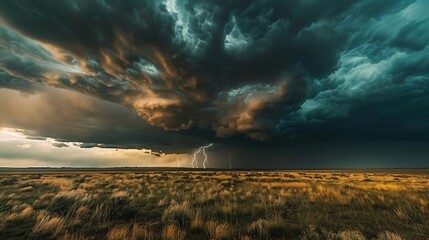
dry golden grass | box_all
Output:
[60,232,87,240]
[41,176,74,190]
[106,225,129,240]
[377,231,404,240]
[0,170,427,239]
[20,186,34,192]
[206,222,232,240]
[191,211,204,230]
[105,223,156,240]
[162,224,186,240]
[32,210,65,236]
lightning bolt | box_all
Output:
[191,143,213,168]
[176,156,180,167]
[191,147,202,168]
[202,143,213,169]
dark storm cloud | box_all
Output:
[0,87,206,153]
[278,0,429,142]
[50,142,69,148]
[1,0,429,153]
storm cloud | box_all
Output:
[1,0,429,155]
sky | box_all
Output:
[0,0,428,168]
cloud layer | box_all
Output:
[1,0,429,154]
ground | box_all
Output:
[0,169,428,239]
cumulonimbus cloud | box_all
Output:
[0,0,429,152]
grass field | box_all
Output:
[0,169,428,239]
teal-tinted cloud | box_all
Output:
[0,0,428,151]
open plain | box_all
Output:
[0,169,428,240]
